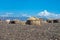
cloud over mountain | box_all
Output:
[0,10,60,20]
[38,10,60,19]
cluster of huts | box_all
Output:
[47,19,60,23]
[0,17,60,26]
[26,17,44,26]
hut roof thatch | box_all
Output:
[28,17,39,21]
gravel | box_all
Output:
[0,23,60,40]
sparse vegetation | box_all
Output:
[0,23,60,40]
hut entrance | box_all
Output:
[47,20,52,23]
[9,21,16,24]
[26,20,31,25]
[48,21,52,23]
[53,20,59,23]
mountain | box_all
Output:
[37,10,60,19]
[0,16,29,21]
[0,10,60,21]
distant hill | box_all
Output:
[0,16,29,21]
[0,16,48,21]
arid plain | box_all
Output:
[0,22,60,40]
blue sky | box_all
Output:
[0,0,60,18]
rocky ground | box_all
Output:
[0,23,60,40]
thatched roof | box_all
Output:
[28,17,39,21]
[13,19,20,22]
[6,19,10,22]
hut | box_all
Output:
[9,21,16,24]
[6,19,20,24]
[14,19,26,25]
[53,20,59,23]
[47,19,59,23]
[26,17,43,26]
[5,19,26,25]
[13,19,20,24]
[6,19,11,24]
[20,21,26,25]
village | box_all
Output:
[0,16,60,26]
[0,16,60,40]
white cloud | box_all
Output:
[38,10,60,19]
[0,10,60,19]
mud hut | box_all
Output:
[6,19,19,24]
[14,19,26,25]
[26,17,42,26]
[9,21,16,24]
[6,19,26,25]
[20,21,26,25]
[6,19,11,24]
[47,19,59,23]
[13,19,20,24]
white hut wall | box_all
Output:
[35,21,41,25]
[31,20,41,25]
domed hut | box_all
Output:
[20,21,26,25]
[13,19,20,24]
[6,19,11,24]
[5,19,26,25]
[47,19,59,23]
[14,19,26,25]
[6,19,20,24]
[26,17,42,26]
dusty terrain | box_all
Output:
[0,23,60,40]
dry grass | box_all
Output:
[0,23,60,40]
